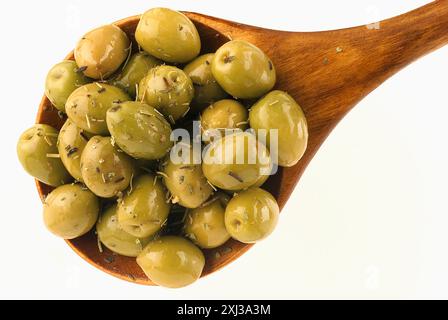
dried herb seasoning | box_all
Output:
[224,55,235,64]
[104,256,115,264]
[79,131,89,141]
[66,147,79,157]
[109,105,121,113]
[76,66,88,73]
[114,176,125,183]
[228,171,243,183]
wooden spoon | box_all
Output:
[36,1,448,285]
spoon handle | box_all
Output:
[279,0,448,137]
[359,0,448,85]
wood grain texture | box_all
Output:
[36,0,448,285]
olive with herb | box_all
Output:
[212,40,276,99]
[43,184,99,239]
[96,205,153,257]
[183,54,227,112]
[201,99,248,142]
[17,124,71,187]
[161,144,213,209]
[17,6,308,285]
[65,83,130,135]
[202,132,272,191]
[57,119,91,182]
[225,187,279,243]
[106,101,173,160]
[249,90,308,167]
[75,24,130,79]
[117,174,171,238]
[80,136,135,198]
[138,65,194,123]
[135,8,201,64]
[184,193,230,249]
[45,60,90,112]
[113,52,162,98]
[136,236,205,288]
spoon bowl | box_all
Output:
[36,1,448,285]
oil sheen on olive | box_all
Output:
[161,144,213,209]
[106,101,173,160]
[80,136,135,198]
[184,193,231,249]
[113,52,162,97]
[17,124,72,187]
[249,90,308,167]
[96,205,153,257]
[201,99,248,142]
[43,184,99,239]
[117,175,171,238]
[212,40,276,99]
[75,24,131,79]
[135,8,201,63]
[225,187,279,243]
[65,83,130,135]
[183,54,227,112]
[136,236,205,288]
[45,60,90,112]
[202,132,272,191]
[57,119,91,182]
[138,65,194,122]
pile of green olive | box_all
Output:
[17,8,308,288]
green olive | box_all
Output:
[65,83,130,135]
[201,99,248,142]
[106,101,173,160]
[225,187,279,243]
[113,52,162,98]
[161,144,213,209]
[80,136,135,198]
[211,40,276,99]
[45,60,89,112]
[135,8,201,63]
[17,124,71,187]
[183,54,228,112]
[75,24,130,79]
[184,193,230,249]
[57,119,91,182]
[138,65,194,123]
[43,184,99,239]
[202,132,272,191]
[249,90,308,167]
[136,236,205,288]
[117,174,170,238]
[96,205,153,257]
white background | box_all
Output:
[0,0,447,299]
